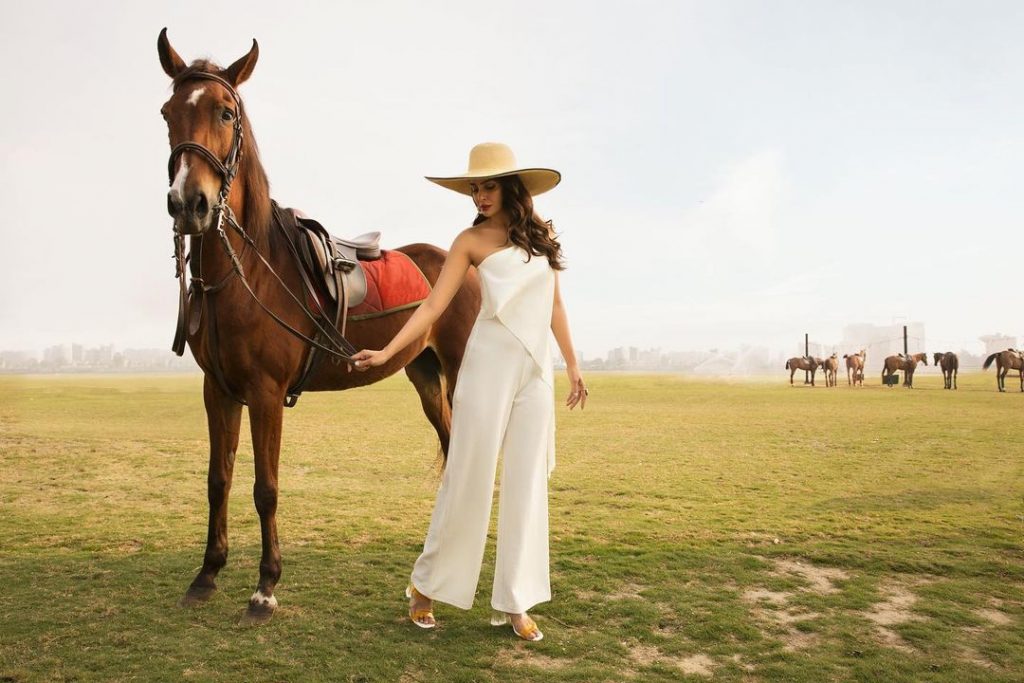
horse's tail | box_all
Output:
[983,352,998,370]
[785,360,791,369]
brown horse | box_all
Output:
[933,352,959,390]
[843,349,866,386]
[785,356,819,385]
[982,348,1024,392]
[882,352,927,388]
[158,31,479,623]
[821,353,840,387]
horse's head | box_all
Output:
[158,28,259,235]
[933,352,944,365]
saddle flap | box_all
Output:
[299,226,368,308]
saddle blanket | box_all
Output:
[347,249,432,320]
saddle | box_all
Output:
[291,213,382,309]
[271,202,384,406]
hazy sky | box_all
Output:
[1,1,1021,357]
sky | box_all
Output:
[1,0,1022,359]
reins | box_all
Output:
[169,71,357,405]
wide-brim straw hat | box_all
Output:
[425,142,561,197]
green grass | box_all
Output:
[1,371,1022,682]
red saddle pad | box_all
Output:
[348,249,432,320]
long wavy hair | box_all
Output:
[473,175,565,270]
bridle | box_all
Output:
[167,71,357,405]
[166,72,245,198]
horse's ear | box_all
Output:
[224,39,259,87]
[158,28,186,78]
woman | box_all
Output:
[349,142,587,642]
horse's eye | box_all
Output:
[221,108,235,123]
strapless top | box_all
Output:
[476,244,556,389]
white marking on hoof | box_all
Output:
[187,86,206,106]
[250,590,278,609]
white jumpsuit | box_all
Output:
[410,243,556,614]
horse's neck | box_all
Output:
[192,195,276,291]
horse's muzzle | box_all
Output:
[168,188,213,235]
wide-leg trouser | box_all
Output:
[410,317,552,613]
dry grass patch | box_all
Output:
[771,558,849,595]
[607,581,646,601]
[625,641,717,678]
[862,580,928,653]
[493,645,572,671]
[741,588,790,605]
[973,607,1012,627]
[743,561,835,651]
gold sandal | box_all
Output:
[491,610,543,641]
[406,584,436,629]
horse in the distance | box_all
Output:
[157,30,480,623]
[785,356,819,386]
[933,352,959,390]
[843,349,866,386]
[902,352,928,387]
[882,352,927,388]
[821,353,840,387]
[982,348,1024,392]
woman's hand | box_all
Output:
[565,366,588,410]
[349,348,391,372]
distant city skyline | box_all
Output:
[4,321,1015,375]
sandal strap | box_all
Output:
[514,617,541,640]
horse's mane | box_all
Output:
[175,60,271,246]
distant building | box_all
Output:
[43,344,70,367]
[0,350,38,370]
[979,333,1017,356]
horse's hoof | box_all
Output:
[180,584,217,607]
[240,591,277,625]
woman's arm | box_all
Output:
[550,271,578,370]
[550,269,588,409]
[350,230,474,369]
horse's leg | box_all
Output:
[244,387,286,624]
[790,368,795,385]
[183,376,243,605]
[953,369,957,390]
[998,366,1006,392]
[404,347,452,455]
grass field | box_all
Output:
[1,370,1022,682]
